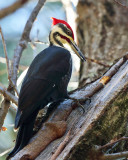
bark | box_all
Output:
[77,0,128,86]
[11,54,128,160]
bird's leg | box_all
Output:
[69,97,91,113]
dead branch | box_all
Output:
[98,137,128,151]
[0,86,18,105]
[114,0,128,9]
[85,56,110,68]
[104,151,128,160]
[0,85,18,129]
[0,26,10,77]
[0,0,29,19]
[0,57,27,71]
[0,26,19,96]
[11,54,128,160]
[50,130,71,160]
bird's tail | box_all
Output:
[7,111,38,160]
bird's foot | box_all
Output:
[69,97,91,113]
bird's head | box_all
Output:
[49,17,86,61]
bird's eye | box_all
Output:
[67,30,70,35]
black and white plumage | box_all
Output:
[7,17,85,159]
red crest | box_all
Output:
[51,17,74,40]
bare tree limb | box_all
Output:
[85,56,110,68]
[0,0,29,19]
[0,86,18,105]
[104,151,128,160]
[50,130,71,160]
[0,57,27,71]
[114,0,128,9]
[98,137,128,151]
[12,54,128,160]
[0,26,10,77]
[0,26,19,96]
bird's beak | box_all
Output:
[70,39,86,62]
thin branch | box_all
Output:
[30,40,49,45]
[0,26,19,96]
[50,130,71,160]
[85,56,110,68]
[104,151,128,160]
[0,86,18,105]
[0,57,27,71]
[114,0,128,9]
[98,137,128,150]
[0,0,29,19]
[9,80,19,97]
[0,26,10,77]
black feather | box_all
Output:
[7,46,72,159]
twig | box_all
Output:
[85,56,110,67]
[30,40,49,45]
[114,0,128,9]
[98,137,128,150]
[0,26,10,77]
[104,151,128,160]
[0,0,29,19]
[10,103,17,112]
[0,26,19,96]
[50,130,71,160]
[0,86,18,105]
[9,80,19,97]
[0,57,27,71]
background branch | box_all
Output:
[114,0,128,9]
[0,26,19,96]
[0,26,10,77]
[0,86,18,105]
[0,0,29,19]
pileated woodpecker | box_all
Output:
[7,17,86,159]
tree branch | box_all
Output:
[0,26,10,77]
[104,151,128,160]
[0,26,19,96]
[0,0,29,19]
[0,86,18,105]
[50,130,71,160]
[98,137,128,151]
[114,0,128,9]
[12,54,128,160]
